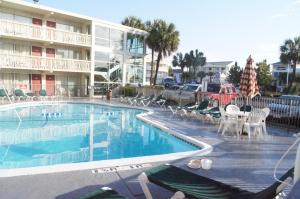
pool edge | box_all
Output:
[0,100,213,177]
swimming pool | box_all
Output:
[0,102,210,173]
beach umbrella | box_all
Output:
[240,55,260,98]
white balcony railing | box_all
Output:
[0,54,91,73]
[0,19,92,46]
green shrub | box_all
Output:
[121,86,137,97]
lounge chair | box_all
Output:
[139,94,155,106]
[138,164,294,199]
[39,89,48,101]
[78,187,126,199]
[0,89,7,103]
[14,89,30,101]
[128,93,143,105]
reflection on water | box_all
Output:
[0,103,198,169]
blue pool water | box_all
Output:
[0,103,199,169]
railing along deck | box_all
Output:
[0,19,92,47]
[234,96,300,129]
[0,54,91,73]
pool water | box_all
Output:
[0,103,199,169]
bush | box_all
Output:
[120,86,137,97]
[143,85,164,90]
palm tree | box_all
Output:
[280,36,300,92]
[172,52,186,82]
[185,50,206,82]
[150,20,180,85]
[145,21,158,85]
[121,16,145,30]
[197,71,206,83]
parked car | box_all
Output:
[161,77,176,88]
[180,84,201,93]
[268,95,300,118]
[199,83,237,105]
[170,84,181,90]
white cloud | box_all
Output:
[294,0,300,4]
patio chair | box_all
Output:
[261,107,270,134]
[138,164,294,199]
[150,94,163,106]
[220,106,240,137]
[128,93,143,105]
[190,100,209,120]
[14,89,28,101]
[0,89,7,103]
[78,187,126,199]
[140,94,155,106]
[39,89,48,101]
[168,106,179,118]
[226,104,240,115]
[201,107,221,123]
[243,109,266,140]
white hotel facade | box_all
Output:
[0,0,147,97]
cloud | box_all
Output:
[294,0,300,4]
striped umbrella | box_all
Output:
[240,55,260,98]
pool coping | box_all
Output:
[0,100,213,177]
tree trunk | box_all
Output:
[288,64,296,92]
[150,49,154,85]
[153,51,162,85]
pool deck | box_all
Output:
[0,99,298,199]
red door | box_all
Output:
[47,21,56,28]
[32,18,42,26]
[32,46,42,68]
[46,75,55,96]
[46,21,56,40]
[32,18,42,37]
[32,74,41,95]
[32,46,42,56]
[46,48,55,58]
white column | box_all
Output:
[142,56,147,85]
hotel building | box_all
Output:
[0,0,147,97]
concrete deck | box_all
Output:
[0,100,298,199]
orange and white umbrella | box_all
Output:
[240,55,260,98]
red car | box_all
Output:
[198,83,238,105]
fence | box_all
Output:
[233,96,300,129]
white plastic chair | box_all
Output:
[219,107,240,137]
[243,109,266,140]
[261,107,270,134]
[226,104,240,115]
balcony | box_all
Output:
[0,54,91,73]
[0,19,92,47]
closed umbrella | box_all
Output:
[240,55,260,109]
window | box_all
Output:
[94,26,124,50]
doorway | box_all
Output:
[46,75,55,96]
[31,74,41,95]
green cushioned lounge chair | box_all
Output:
[14,89,27,101]
[138,164,294,199]
[78,187,126,199]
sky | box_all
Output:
[28,0,300,67]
